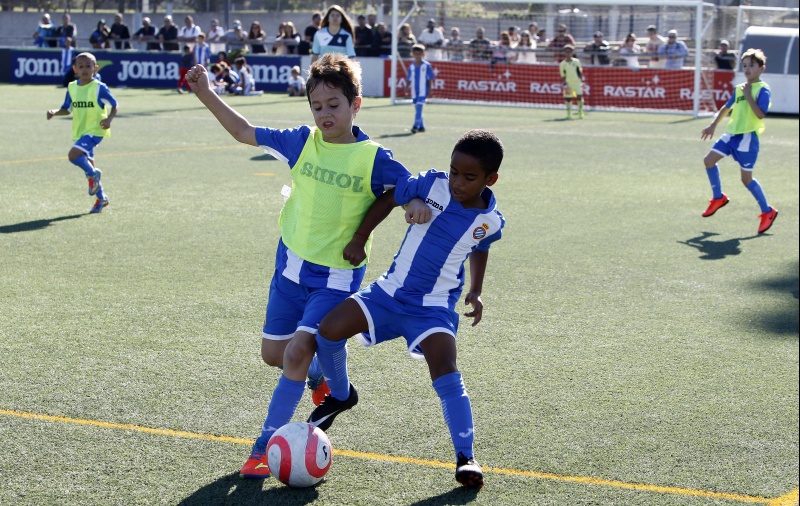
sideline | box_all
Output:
[2,407,795,505]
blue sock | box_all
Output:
[705,165,723,199]
[307,354,322,382]
[432,371,474,460]
[95,184,106,201]
[70,155,98,178]
[746,179,770,213]
[315,334,349,400]
[414,103,424,128]
[253,375,305,451]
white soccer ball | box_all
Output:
[267,422,332,487]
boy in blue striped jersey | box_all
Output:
[407,43,434,133]
[308,129,505,488]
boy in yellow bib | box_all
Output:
[47,52,117,213]
[559,45,584,119]
[701,48,777,234]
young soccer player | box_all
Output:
[407,43,434,133]
[287,65,306,96]
[46,52,117,214]
[185,53,422,479]
[559,45,584,119]
[307,129,505,488]
[700,48,777,234]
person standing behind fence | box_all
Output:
[417,18,445,60]
[658,30,689,69]
[311,5,356,63]
[90,20,111,49]
[715,40,736,70]
[354,15,374,57]
[135,17,159,51]
[33,13,53,48]
[618,33,642,68]
[53,13,77,49]
[468,27,491,61]
[158,15,179,51]
[445,27,466,62]
[299,11,322,55]
[548,24,576,63]
[584,31,610,65]
[372,22,392,56]
[249,21,268,54]
[514,30,536,64]
[109,13,131,49]
[206,19,226,54]
[645,25,667,68]
[178,15,201,47]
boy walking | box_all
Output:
[700,48,777,234]
[559,45,584,119]
[407,44,434,133]
[185,54,419,479]
[307,129,505,489]
[47,52,117,213]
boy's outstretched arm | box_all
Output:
[185,64,257,146]
[47,107,69,120]
[464,249,489,326]
[701,105,730,140]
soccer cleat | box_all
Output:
[417,127,425,133]
[307,375,331,406]
[577,111,584,119]
[87,169,101,196]
[757,207,778,234]
[701,194,729,217]
[410,127,418,134]
[307,382,358,432]
[239,448,271,479]
[455,452,484,488]
[89,196,109,214]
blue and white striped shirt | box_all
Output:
[408,60,433,100]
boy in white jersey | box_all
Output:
[47,52,117,213]
[185,53,425,480]
[307,129,505,488]
[700,48,777,234]
[559,45,584,119]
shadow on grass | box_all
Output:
[374,131,417,139]
[177,471,321,506]
[677,231,760,260]
[0,214,84,234]
[407,486,480,505]
[748,261,800,336]
[251,152,278,161]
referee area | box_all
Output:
[0,84,797,505]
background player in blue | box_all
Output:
[185,53,421,479]
[700,48,777,234]
[307,129,505,489]
[311,5,355,63]
[407,44,434,133]
[47,52,117,214]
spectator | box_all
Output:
[490,31,516,64]
[514,29,536,64]
[528,22,540,43]
[194,33,211,68]
[178,15,201,46]
[158,15,179,51]
[89,20,110,49]
[397,23,416,58]
[311,5,356,63]
[618,33,642,68]
[645,25,667,68]
[234,56,263,96]
[177,45,196,93]
[108,13,131,50]
[216,51,229,67]
[537,29,548,44]
[714,40,736,70]
[548,23,576,63]
[299,11,322,55]
[445,27,466,62]
[33,13,53,48]
[507,26,520,46]
[417,18,445,60]
[135,17,159,51]
[248,21,268,54]
[223,20,248,52]
[287,65,306,96]
[354,15,374,57]
[206,19,226,54]
[367,13,378,29]
[468,27,491,61]
[53,13,77,49]
[274,21,301,55]
[372,22,392,56]
[658,29,689,69]
[584,31,610,65]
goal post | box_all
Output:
[388,0,719,116]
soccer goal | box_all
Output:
[387,0,720,116]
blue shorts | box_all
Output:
[73,135,105,160]
[262,271,352,340]
[711,132,760,170]
[352,284,458,360]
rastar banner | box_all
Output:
[385,60,735,111]
[11,49,300,91]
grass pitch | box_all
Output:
[0,84,798,505]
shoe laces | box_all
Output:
[307,374,324,390]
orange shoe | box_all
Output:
[240,448,270,479]
[702,194,729,217]
[757,207,778,234]
[310,377,330,406]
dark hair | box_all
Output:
[453,130,504,176]
[322,5,355,39]
[741,48,766,66]
[306,53,362,105]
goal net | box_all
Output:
[387,0,720,116]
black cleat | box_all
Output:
[307,382,358,431]
[455,452,484,488]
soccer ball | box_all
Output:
[267,422,332,487]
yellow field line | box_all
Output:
[0,144,246,166]
[1,407,795,504]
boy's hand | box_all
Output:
[743,82,752,96]
[463,292,484,326]
[99,118,112,129]
[186,64,210,93]
[343,236,368,267]
[701,124,715,140]
[404,198,432,224]
[46,109,56,120]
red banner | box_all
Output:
[385,60,736,111]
